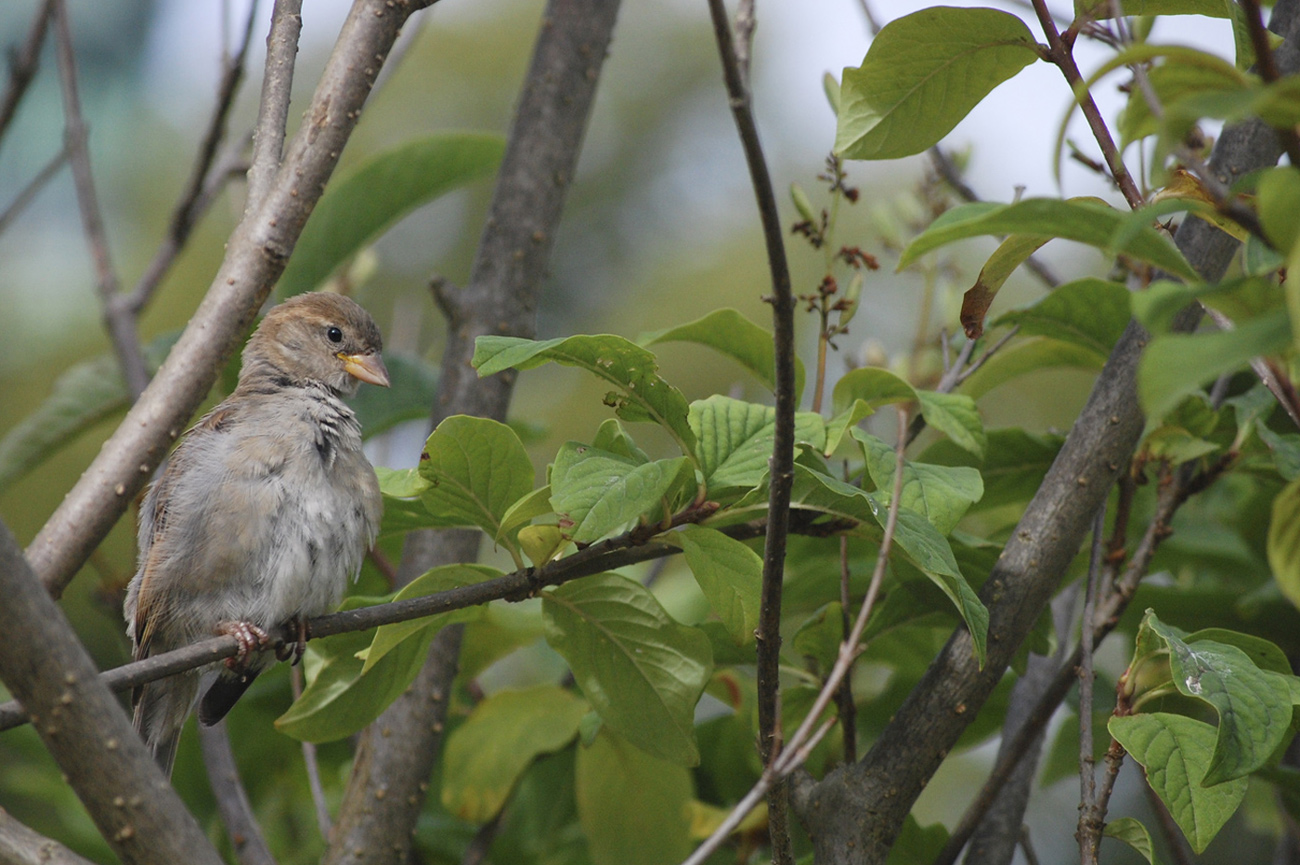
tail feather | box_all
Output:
[131,674,198,778]
[198,669,261,727]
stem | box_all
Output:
[1076,506,1107,865]
[705,1,798,861]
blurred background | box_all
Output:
[0,1,1249,863]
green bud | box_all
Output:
[823,72,841,117]
[790,182,817,224]
[839,272,864,326]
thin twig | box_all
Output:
[126,0,260,315]
[1076,505,1107,865]
[705,1,798,861]
[51,0,148,398]
[0,144,68,236]
[291,664,333,838]
[245,0,303,213]
[681,408,912,865]
[837,533,857,763]
[0,0,56,148]
[197,720,277,865]
[954,325,1020,387]
[1030,0,1144,209]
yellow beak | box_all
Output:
[341,352,391,388]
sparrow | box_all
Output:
[123,291,389,777]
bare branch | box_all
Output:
[126,0,260,315]
[245,0,303,212]
[0,144,68,237]
[0,518,224,865]
[1076,507,1108,865]
[0,807,97,865]
[51,0,147,397]
[26,0,436,600]
[197,721,277,865]
[0,0,56,148]
[706,1,799,860]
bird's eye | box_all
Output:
[326,326,343,344]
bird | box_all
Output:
[123,291,389,777]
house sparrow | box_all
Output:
[124,292,389,776]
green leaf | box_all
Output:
[543,574,712,766]
[921,427,1064,511]
[0,331,177,493]
[277,133,504,298]
[916,391,986,459]
[1103,817,1158,865]
[550,444,692,544]
[1258,425,1300,481]
[959,336,1105,400]
[1139,310,1291,420]
[689,395,826,497]
[418,415,536,542]
[496,485,554,545]
[827,367,919,454]
[884,816,950,865]
[994,279,1131,357]
[1142,613,1294,785]
[854,429,984,534]
[675,526,762,645]
[474,334,697,457]
[835,7,1040,160]
[1109,713,1248,853]
[575,729,694,865]
[376,466,430,499]
[1133,277,1283,335]
[442,685,590,822]
[959,234,1051,338]
[361,564,497,674]
[277,595,434,742]
[1270,476,1300,611]
[1258,167,1300,256]
[1077,0,1232,17]
[591,418,649,464]
[898,198,1198,280]
[793,602,845,672]
[641,308,805,400]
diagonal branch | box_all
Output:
[26,0,437,601]
[0,0,56,148]
[244,0,303,214]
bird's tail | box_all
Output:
[131,673,199,778]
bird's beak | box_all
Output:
[340,352,391,388]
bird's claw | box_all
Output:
[217,621,273,669]
[275,616,310,665]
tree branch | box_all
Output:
[0,0,56,148]
[0,807,97,865]
[26,0,436,600]
[197,721,276,865]
[0,518,224,865]
[323,3,622,860]
[705,1,798,860]
[244,0,303,214]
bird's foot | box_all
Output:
[216,620,273,669]
[275,615,310,665]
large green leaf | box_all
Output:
[549,444,692,544]
[442,685,590,822]
[1139,310,1291,420]
[689,395,826,497]
[828,367,984,457]
[277,594,434,742]
[575,728,694,865]
[360,564,497,674]
[418,415,536,543]
[349,351,439,438]
[474,334,697,458]
[916,391,986,459]
[543,574,712,766]
[994,279,1131,358]
[641,308,805,400]
[855,429,983,534]
[675,525,762,646]
[898,198,1198,280]
[836,7,1040,160]
[1109,713,1248,853]
[1141,613,1294,785]
[959,233,1051,338]
[921,428,1063,511]
[277,133,504,298]
[959,336,1105,400]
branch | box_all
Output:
[51,0,148,398]
[125,0,261,315]
[323,5,623,859]
[244,0,303,213]
[0,807,97,865]
[25,0,435,600]
[0,518,224,865]
[197,721,276,865]
[705,1,798,860]
[0,144,68,236]
[0,0,56,147]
